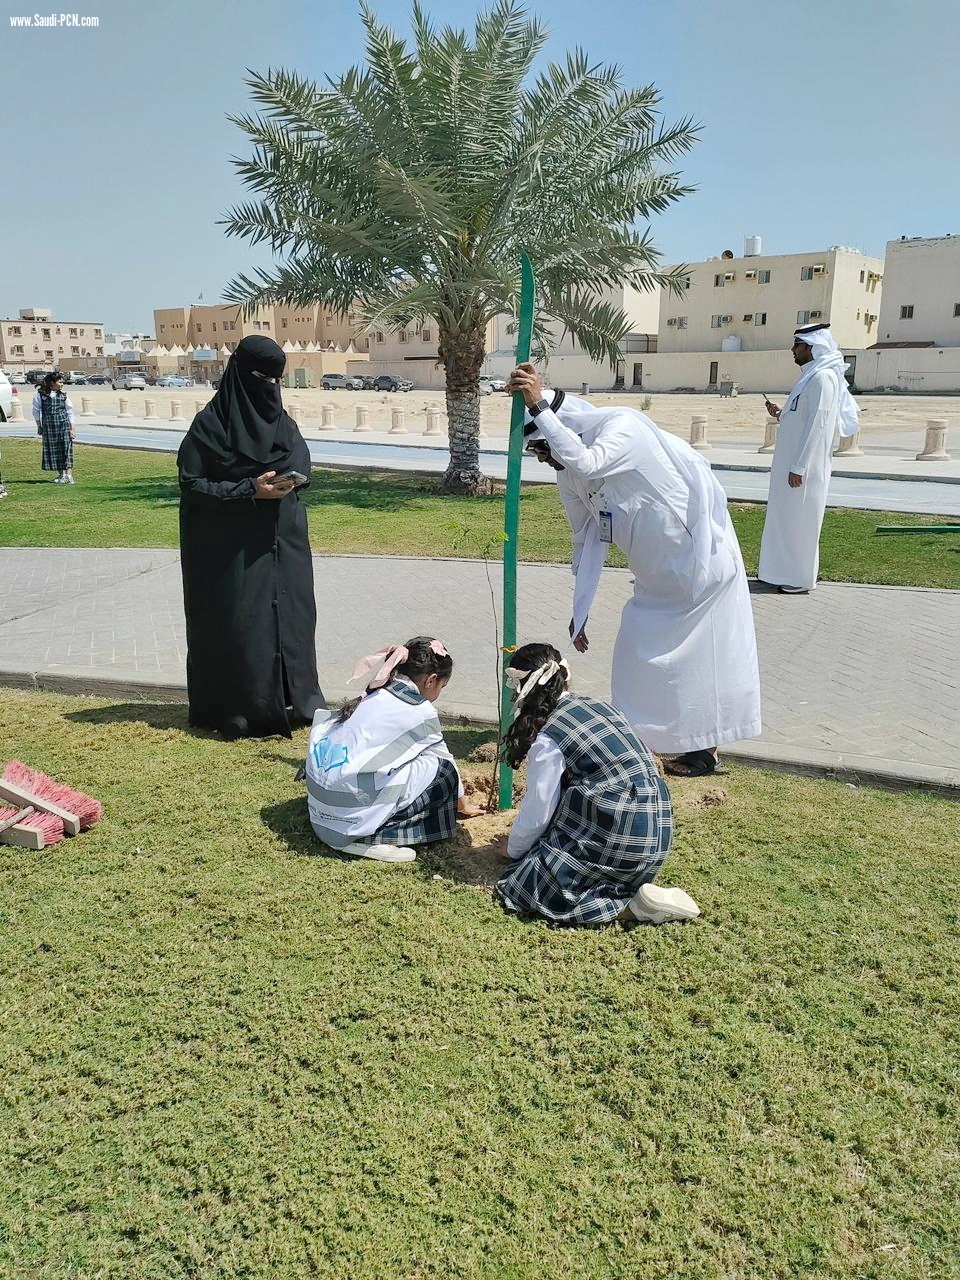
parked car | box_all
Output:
[112,372,147,391]
[0,372,14,421]
[26,369,48,385]
[63,371,87,385]
[8,371,27,385]
[156,375,193,388]
[477,378,494,396]
[360,375,378,390]
[372,374,414,393]
[484,377,507,391]
[85,372,111,385]
[320,373,365,391]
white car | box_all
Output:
[0,372,15,421]
[112,372,147,391]
[485,377,507,391]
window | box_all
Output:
[262,321,270,330]
[196,324,202,333]
[375,331,384,343]
[710,314,723,328]
[743,314,753,322]
[58,345,64,352]
[398,330,408,343]
[800,266,814,281]
[69,328,78,337]
[56,327,61,335]
[860,270,866,283]
[421,328,431,342]
[9,326,20,336]
[96,347,103,355]
[900,305,914,320]
[676,316,687,329]
[11,344,24,355]
[682,276,691,289]
[42,328,51,339]
[30,325,37,334]
[281,319,287,328]
[757,270,771,284]
[71,346,80,355]
[95,330,101,339]
[954,303,960,317]
[212,323,217,332]
[252,321,261,331]
[797,310,812,324]
[713,274,725,287]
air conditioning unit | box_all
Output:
[721,315,733,323]
[743,314,753,322]
[724,272,735,281]
[810,310,822,319]
[744,270,756,279]
[667,318,677,327]
[813,264,825,273]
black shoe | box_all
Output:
[220,715,249,740]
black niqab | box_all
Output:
[187,335,300,470]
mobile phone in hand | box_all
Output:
[274,470,308,487]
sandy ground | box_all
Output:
[30,382,956,442]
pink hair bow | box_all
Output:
[350,644,409,690]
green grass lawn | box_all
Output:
[1,688,959,1278]
[1,439,957,588]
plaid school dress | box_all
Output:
[497,695,674,926]
[38,391,73,472]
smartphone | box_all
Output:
[274,470,308,487]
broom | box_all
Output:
[1,761,103,830]
[0,805,66,848]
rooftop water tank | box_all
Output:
[744,235,762,257]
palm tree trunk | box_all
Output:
[440,326,492,496]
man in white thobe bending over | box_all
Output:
[759,323,861,593]
[506,364,761,778]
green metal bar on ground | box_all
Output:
[875,525,960,534]
[498,253,536,811]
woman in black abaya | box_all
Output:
[177,335,325,738]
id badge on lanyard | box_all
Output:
[598,510,613,543]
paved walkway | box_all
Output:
[1,548,957,790]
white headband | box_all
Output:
[504,658,571,708]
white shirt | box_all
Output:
[506,731,565,859]
[33,390,75,425]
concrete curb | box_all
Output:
[3,666,958,797]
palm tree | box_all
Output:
[221,0,698,495]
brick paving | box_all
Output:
[0,548,957,787]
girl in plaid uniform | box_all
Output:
[306,637,484,863]
[33,372,76,483]
[495,643,700,927]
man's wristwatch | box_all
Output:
[528,398,551,418]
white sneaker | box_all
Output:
[628,883,700,924]
[53,475,65,483]
[64,473,75,484]
[342,841,417,863]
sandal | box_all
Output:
[664,749,719,778]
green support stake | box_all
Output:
[498,253,536,810]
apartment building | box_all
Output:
[0,307,105,373]
[153,303,369,356]
[873,235,960,347]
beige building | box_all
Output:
[658,243,883,359]
[873,235,960,347]
[0,307,105,373]
[153,303,370,358]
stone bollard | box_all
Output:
[81,396,94,417]
[118,396,132,418]
[916,419,951,461]
[144,398,157,420]
[834,429,863,458]
[195,400,204,416]
[170,400,184,422]
[287,398,300,423]
[581,382,590,395]
[354,406,370,432]
[389,408,407,434]
[758,415,778,454]
[320,404,336,430]
[689,414,710,451]
[424,408,442,436]
[9,396,24,422]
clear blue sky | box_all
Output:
[3,0,957,332]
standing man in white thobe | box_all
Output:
[506,364,761,778]
[759,323,861,593]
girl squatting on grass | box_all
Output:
[305,637,484,863]
[493,643,700,927]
